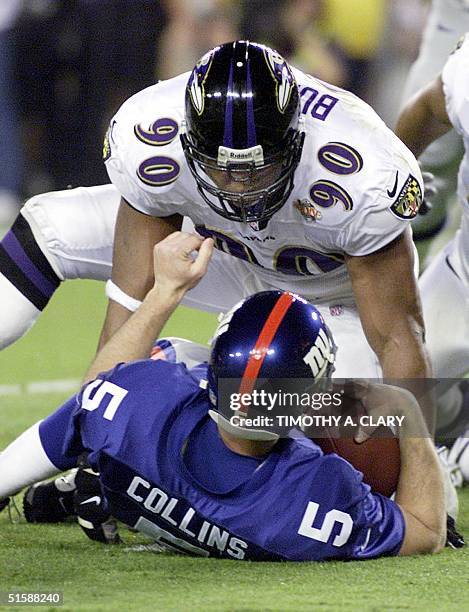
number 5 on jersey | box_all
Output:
[298,501,353,547]
[82,380,128,421]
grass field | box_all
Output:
[0,280,468,611]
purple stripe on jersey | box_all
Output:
[246,59,257,147]
[223,60,234,147]
[2,230,57,298]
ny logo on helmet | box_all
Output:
[303,328,335,377]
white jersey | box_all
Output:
[442,33,469,201]
[441,32,469,285]
[402,0,469,99]
[105,67,422,303]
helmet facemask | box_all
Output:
[182,41,305,224]
[181,125,304,223]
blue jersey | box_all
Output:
[40,359,404,561]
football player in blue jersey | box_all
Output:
[0,232,448,560]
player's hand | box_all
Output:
[152,231,214,299]
[342,381,426,443]
[74,467,121,545]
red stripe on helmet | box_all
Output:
[238,292,295,408]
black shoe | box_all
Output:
[446,514,465,549]
[23,471,77,523]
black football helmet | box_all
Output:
[181,41,305,223]
[207,291,336,440]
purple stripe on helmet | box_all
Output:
[223,59,234,147]
[2,230,57,298]
[246,59,257,147]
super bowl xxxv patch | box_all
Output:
[389,174,422,220]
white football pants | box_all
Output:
[400,0,469,238]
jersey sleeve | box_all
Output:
[332,123,423,257]
[338,159,423,256]
[336,459,405,559]
[442,34,469,136]
[34,368,133,471]
[104,75,189,217]
[338,197,407,256]
[305,455,405,559]
[38,394,85,470]
[62,359,203,470]
[351,491,405,558]
[104,113,178,217]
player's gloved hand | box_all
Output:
[446,514,465,548]
[419,170,436,216]
[74,466,122,545]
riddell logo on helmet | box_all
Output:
[229,151,252,159]
[218,144,264,167]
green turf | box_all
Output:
[0,281,468,611]
[0,488,468,612]
[0,280,216,385]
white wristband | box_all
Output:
[105,279,143,312]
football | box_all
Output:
[314,428,400,497]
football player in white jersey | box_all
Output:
[396,32,469,473]
[0,42,431,413]
[400,0,469,243]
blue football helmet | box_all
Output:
[181,41,305,224]
[207,290,336,439]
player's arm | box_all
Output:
[354,383,446,555]
[1,233,213,504]
[395,75,453,158]
[345,229,434,428]
[345,228,429,378]
[84,231,213,382]
[97,198,183,349]
[396,436,446,555]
